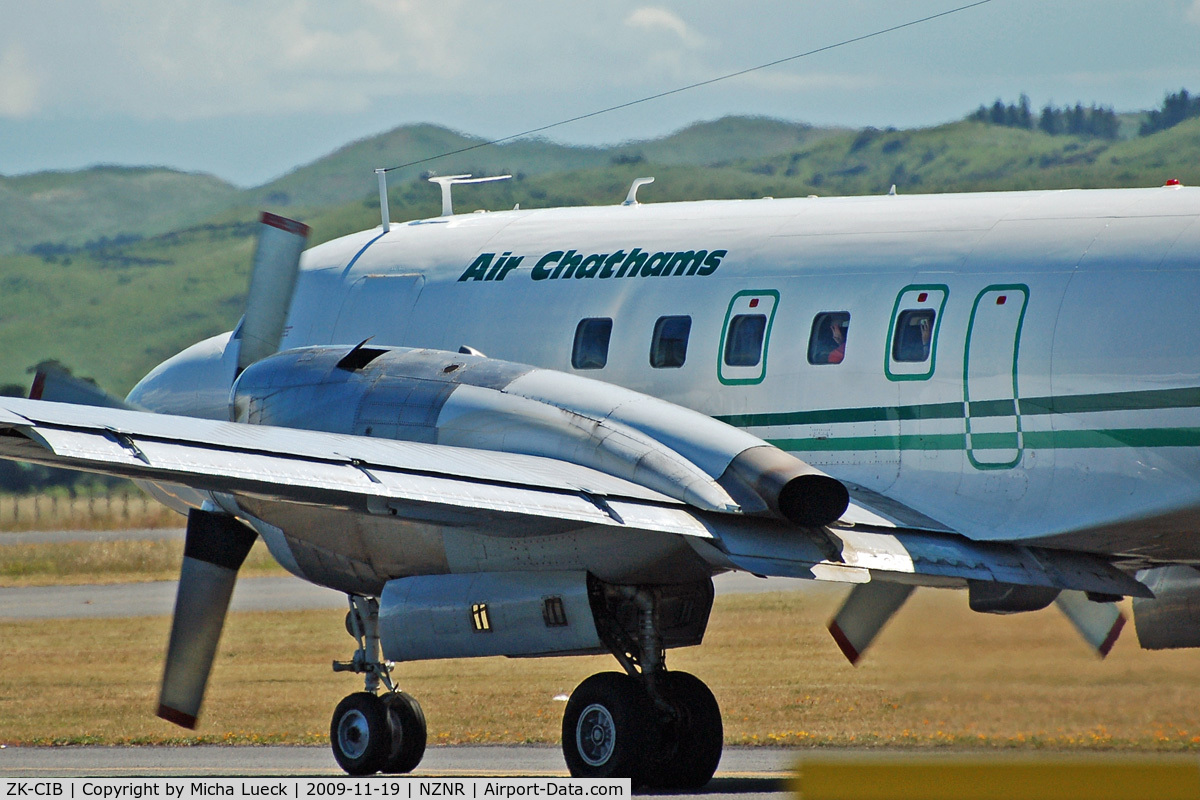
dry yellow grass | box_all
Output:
[0,538,287,586]
[3,588,1200,749]
[0,492,182,532]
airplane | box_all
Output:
[2,173,1199,787]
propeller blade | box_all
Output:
[236,213,310,375]
[28,361,137,410]
[827,581,915,665]
[1054,590,1126,658]
[157,509,257,729]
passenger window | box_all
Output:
[572,318,612,369]
[893,309,936,362]
[723,314,767,367]
[650,316,692,368]
[807,312,850,365]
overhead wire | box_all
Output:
[382,0,995,174]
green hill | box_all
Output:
[730,117,1200,195]
[247,117,835,212]
[0,167,241,255]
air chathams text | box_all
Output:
[457,248,727,282]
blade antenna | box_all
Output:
[375,169,391,233]
[427,174,512,217]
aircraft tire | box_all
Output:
[382,691,427,774]
[331,692,392,776]
[562,672,651,781]
[643,672,723,789]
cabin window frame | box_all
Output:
[885,285,948,381]
[571,317,613,370]
[718,290,779,385]
[650,315,693,369]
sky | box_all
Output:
[3,0,1200,187]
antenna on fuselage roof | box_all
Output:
[428,174,512,217]
[374,169,391,233]
[623,177,655,206]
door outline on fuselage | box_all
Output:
[330,273,426,346]
[963,284,1029,471]
[885,285,949,382]
[718,290,779,386]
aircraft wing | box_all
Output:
[0,397,1147,599]
[0,397,717,538]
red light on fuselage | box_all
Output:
[917,292,928,303]
[1166,179,1183,186]
[749,298,760,308]
[996,295,1007,305]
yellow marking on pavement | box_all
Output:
[790,755,1200,800]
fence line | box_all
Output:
[1,492,179,531]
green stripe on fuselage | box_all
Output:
[718,386,1200,428]
[722,386,1200,453]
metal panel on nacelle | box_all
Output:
[378,571,603,661]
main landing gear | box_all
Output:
[330,596,427,776]
[562,586,723,788]
[326,585,721,786]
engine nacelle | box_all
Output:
[1132,566,1200,649]
[231,345,849,526]
[378,571,713,662]
[380,572,603,661]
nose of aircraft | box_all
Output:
[126,331,239,420]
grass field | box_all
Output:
[0,538,285,586]
[0,492,184,533]
[3,588,1200,749]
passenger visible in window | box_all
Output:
[893,310,935,362]
[807,312,850,365]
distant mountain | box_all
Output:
[614,116,844,167]
[247,117,832,211]
[0,166,240,255]
[0,118,833,253]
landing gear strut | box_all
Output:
[562,585,723,787]
[330,596,427,776]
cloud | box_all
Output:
[2,0,482,121]
[625,7,707,48]
[0,45,40,118]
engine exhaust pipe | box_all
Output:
[721,445,849,527]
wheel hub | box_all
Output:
[337,709,371,759]
[576,703,616,767]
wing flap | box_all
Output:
[712,520,1151,598]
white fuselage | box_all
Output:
[268,187,1200,562]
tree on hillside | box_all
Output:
[1039,103,1119,139]
[1140,89,1200,136]
[973,95,1033,129]
[976,96,1118,139]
